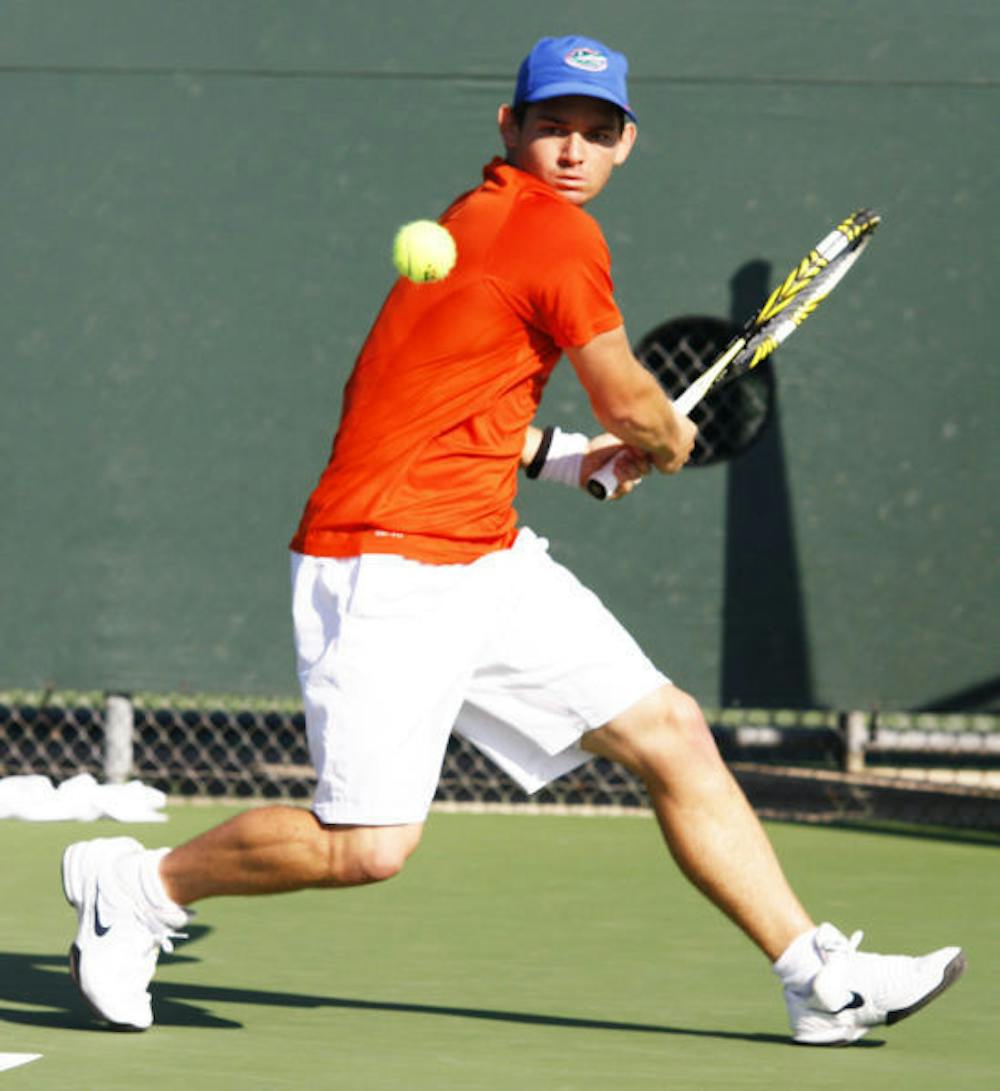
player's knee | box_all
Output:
[349,846,407,885]
[592,685,720,776]
[325,844,406,887]
[638,687,716,760]
[322,825,421,887]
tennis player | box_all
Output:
[60,35,964,1044]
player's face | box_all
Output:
[498,96,637,206]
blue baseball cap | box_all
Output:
[513,35,636,122]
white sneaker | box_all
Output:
[61,837,188,1030]
[784,923,966,1045]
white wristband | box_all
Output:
[536,427,589,488]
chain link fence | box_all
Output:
[2,692,997,830]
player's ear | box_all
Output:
[497,104,519,151]
[613,121,637,167]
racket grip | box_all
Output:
[586,456,623,501]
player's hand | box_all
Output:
[580,435,650,499]
[651,414,697,475]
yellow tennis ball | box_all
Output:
[392,220,457,283]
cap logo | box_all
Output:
[564,47,608,73]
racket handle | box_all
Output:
[586,457,622,501]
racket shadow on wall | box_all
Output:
[632,260,813,709]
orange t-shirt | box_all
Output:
[290,158,623,564]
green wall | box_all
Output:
[2,2,997,710]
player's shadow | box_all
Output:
[0,926,242,1030]
[0,926,884,1047]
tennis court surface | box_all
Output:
[1,806,994,1089]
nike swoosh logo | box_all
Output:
[94,884,111,937]
[833,991,865,1013]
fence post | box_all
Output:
[104,693,134,784]
[842,710,868,775]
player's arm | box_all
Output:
[566,325,695,474]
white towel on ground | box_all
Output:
[0,773,168,822]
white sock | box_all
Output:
[114,847,189,927]
[773,926,822,994]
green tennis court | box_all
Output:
[1,807,994,1090]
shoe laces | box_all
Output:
[811,925,865,1012]
[154,928,187,955]
[134,903,191,956]
[816,925,864,960]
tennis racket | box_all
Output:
[587,207,881,500]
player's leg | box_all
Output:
[581,684,965,1044]
[161,808,424,901]
[581,684,812,961]
[460,534,806,955]
[61,816,422,1031]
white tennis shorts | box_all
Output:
[291,528,668,825]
